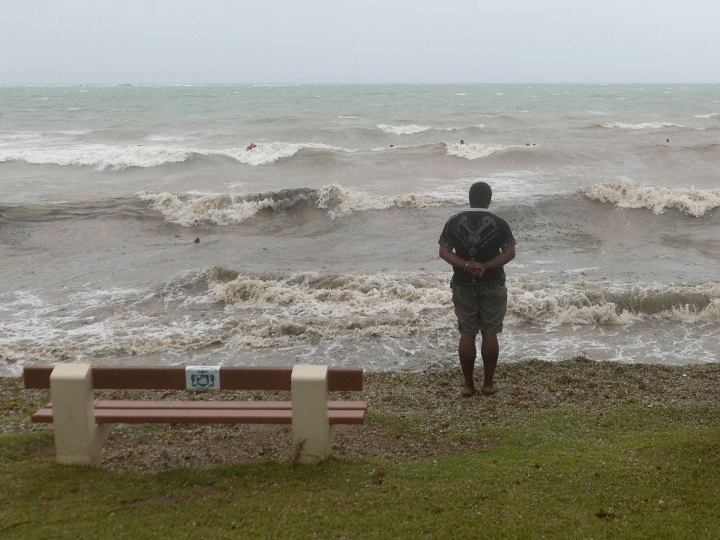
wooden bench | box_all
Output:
[24,363,367,467]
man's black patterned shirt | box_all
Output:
[438,208,516,290]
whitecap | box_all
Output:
[0,280,236,363]
[217,142,354,166]
[377,124,432,135]
[601,122,684,130]
[445,142,518,160]
[436,124,484,132]
[138,184,462,226]
[146,134,192,142]
[583,178,720,217]
[0,141,356,169]
[507,280,720,326]
[0,130,89,142]
[0,145,195,169]
[207,271,720,351]
[370,145,413,151]
[3,271,719,362]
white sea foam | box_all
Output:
[0,130,90,143]
[369,145,414,151]
[583,178,720,217]
[146,134,193,142]
[337,115,358,119]
[436,124,484,131]
[0,145,195,169]
[0,281,236,363]
[213,272,444,348]
[137,191,289,225]
[0,141,355,169]
[3,271,718,362]
[316,186,457,218]
[508,280,720,325]
[138,185,460,226]
[693,113,718,119]
[445,142,517,160]
[377,124,483,135]
[601,122,684,130]
[217,142,354,166]
[205,270,720,348]
[377,124,432,135]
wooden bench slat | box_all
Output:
[40,400,369,411]
[106,409,293,424]
[23,365,363,392]
[31,407,366,425]
[93,400,292,410]
[327,410,367,425]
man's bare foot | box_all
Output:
[462,385,476,397]
[482,384,498,395]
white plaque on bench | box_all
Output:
[185,366,221,390]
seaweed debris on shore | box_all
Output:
[2,356,719,473]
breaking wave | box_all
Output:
[0,278,236,363]
[222,142,355,166]
[377,124,431,135]
[3,270,718,362]
[0,129,91,141]
[445,142,518,160]
[209,270,455,347]
[583,178,720,217]
[0,145,195,169]
[600,122,684,130]
[509,280,720,326]
[137,185,461,226]
[0,141,354,169]
[693,113,718,119]
[377,124,484,135]
[206,270,720,347]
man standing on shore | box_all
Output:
[438,182,516,397]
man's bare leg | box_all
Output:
[480,330,499,394]
[458,334,477,396]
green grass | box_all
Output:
[2,405,720,539]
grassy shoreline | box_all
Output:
[2,357,720,538]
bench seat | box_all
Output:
[31,400,368,424]
[23,363,366,466]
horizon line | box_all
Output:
[2,82,720,87]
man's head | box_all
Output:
[469,182,492,208]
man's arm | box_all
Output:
[439,246,484,277]
[480,245,515,270]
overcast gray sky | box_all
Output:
[1,0,718,84]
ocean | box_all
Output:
[1,84,719,376]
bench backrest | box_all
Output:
[23,365,363,392]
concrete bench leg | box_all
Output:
[291,365,331,464]
[50,364,113,467]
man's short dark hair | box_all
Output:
[469,182,492,208]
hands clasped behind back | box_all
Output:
[466,261,484,278]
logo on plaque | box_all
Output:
[185,366,221,390]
